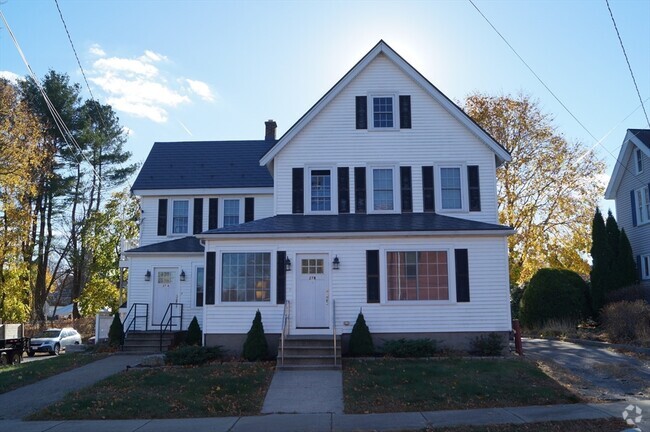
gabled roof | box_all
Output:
[605,129,650,199]
[132,140,275,192]
[199,213,513,238]
[260,40,511,167]
[125,236,203,254]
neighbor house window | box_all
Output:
[221,252,271,302]
[635,148,643,174]
[195,267,204,307]
[641,255,650,280]
[440,167,462,210]
[372,168,394,211]
[310,169,332,211]
[172,200,189,234]
[370,95,396,129]
[636,186,650,224]
[387,251,449,301]
[223,199,240,227]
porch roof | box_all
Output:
[125,236,204,254]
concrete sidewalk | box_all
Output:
[261,369,344,414]
[0,401,646,432]
[0,354,145,420]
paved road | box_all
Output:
[0,354,145,420]
[524,338,650,402]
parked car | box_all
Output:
[28,328,81,356]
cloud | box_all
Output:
[0,71,21,84]
[88,47,213,123]
[185,78,215,102]
[89,44,106,57]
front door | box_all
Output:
[153,268,178,326]
[296,254,329,328]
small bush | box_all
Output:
[382,338,438,357]
[107,313,123,347]
[538,318,578,339]
[605,285,648,305]
[165,345,224,365]
[520,268,590,328]
[470,333,505,356]
[242,310,268,361]
[186,316,202,346]
[348,312,374,356]
[601,300,650,344]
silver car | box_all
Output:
[28,328,82,356]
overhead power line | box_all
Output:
[605,0,650,128]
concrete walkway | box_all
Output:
[261,369,344,414]
[0,354,145,420]
[0,401,647,431]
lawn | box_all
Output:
[0,353,106,394]
[426,419,628,432]
[344,358,581,413]
[29,362,275,420]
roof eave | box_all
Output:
[196,229,515,240]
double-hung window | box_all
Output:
[371,168,395,211]
[636,186,650,224]
[310,169,332,211]
[641,255,650,280]
[440,167,462,210]
[387,251,449,301]
[195,266,204,307]
[372,96,394,128]
[223,199,240,227]
[221,252,271,302]
[635,148,643,174]
[172,200,189,234]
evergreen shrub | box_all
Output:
[242,310,268,361]
[348,312,374,356]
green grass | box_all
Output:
[344,358,581,414]
[0,353,106,394]
[29,362,275,420]
[425,419,628,432]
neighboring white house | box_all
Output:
[605,129,650,291]
[125,41,514,354]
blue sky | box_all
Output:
[1,0,649,212]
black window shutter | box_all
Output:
[468,166,481,212]
[631,190,637,227]
[422,166,435,212]
[245,197,255,222]
[337,167,350,214]
[208,198,219,230]
[205,252,216,305]
[277,251,286,304]
[355,167,367,214]
[193,198,203,234]
[157,199,167,236]
[455,249,470,302]
[400,166,413,213]
[292,168,304,214]
[366,250,380,303]
[399,95,411,129]
[356,96,367,129]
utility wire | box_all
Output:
[605,0,650,128]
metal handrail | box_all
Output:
[280,300,290,365]
[123,303,149,345]
[332,299,337,366]
[159,303,183,351]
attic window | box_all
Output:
[635,148,643,174]
[372,96,394,128]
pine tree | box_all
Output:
[348,311,374,356]
[242,310,268,361]
[186,316,202,346]
[590,208,610,313]
[616,229,638,287]
[605,210,620,261]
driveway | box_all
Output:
[524,338,650,402]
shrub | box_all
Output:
[469,333,506,356]
[186,316,202,346]
[538,318,578,339]
[382,338,438,357]
[601,300,650,344]
[242,310,268,361]
[348,312,374,356]
[165,345,224,365]
[107,313,123,347]
[605,285,648,305]
[520,268,589,328]
[510,284,525,320]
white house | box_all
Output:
[125,41,514,356]
[605,129,650,291]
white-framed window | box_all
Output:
[635,148,643,174]
[195,266,204,307]
[368,166,399,213]
[223,199,240,227]
[636,186,650,225]
[435,165,466,212]
[310,169,332,211]
[386,250,450,301]
[172,200,189,234]
[641,254,650,280]
[370,94,396,129]
[221,252,271,302]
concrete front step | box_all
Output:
[276,364,341,371]
[123,331,177,352]
[281,355,341,366]
[283,346,339,356]
[278,335,342,369]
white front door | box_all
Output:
[153,268,178,326]
[296,254,330,329]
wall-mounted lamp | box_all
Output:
[285,257,292,272]
[332,255,340,270]
[180,270,186,281]
[144,270,151,281]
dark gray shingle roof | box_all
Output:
[629,129,650,148]
[126,236,203,253]
[132,140,275,191]
[202,213,512,235]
